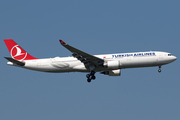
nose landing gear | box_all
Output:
[86,71,96,83]
[158,66,161,73]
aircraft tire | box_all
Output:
[86,74,90,78]
[87,78,91,83]
[91,76,96,80]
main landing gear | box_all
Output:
[86,71,96,83]
[158,66,161,73]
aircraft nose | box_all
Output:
[172,56,177,61]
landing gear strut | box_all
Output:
[86,71,96,83]
[158,66,161,73]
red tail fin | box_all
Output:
[4,39,38,60]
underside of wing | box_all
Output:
[59,40,104,68]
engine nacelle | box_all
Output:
[101,69,121,76]
[103,60,120,69]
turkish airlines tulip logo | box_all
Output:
[11,45,27,60]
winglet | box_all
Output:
[59,40,67,45]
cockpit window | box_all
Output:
[168,54,172,56]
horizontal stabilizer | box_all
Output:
[4,57,25,66]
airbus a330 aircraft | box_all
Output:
[4,39,177,82]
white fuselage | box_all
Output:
[7,51,177,73]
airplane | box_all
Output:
[4,39,177,82]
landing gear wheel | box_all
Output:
[86,70,96,82]
[87,78,91,83]
[91,76,96,80]
[158,66,161,73]
[86,74,90,78]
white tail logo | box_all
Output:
[11,45,27,60]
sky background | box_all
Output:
[0,0,180,120]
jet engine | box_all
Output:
[101,69,121,76]
[103,60,120,69]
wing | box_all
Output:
[59,40,104,68]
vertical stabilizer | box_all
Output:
[4,39,38,60]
